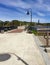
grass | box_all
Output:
[32,30,37,35]
[32,30,47,36]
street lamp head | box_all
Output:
[26,11,30,15]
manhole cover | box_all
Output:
[0,53,11,62]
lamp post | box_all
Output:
[26,9,32,23]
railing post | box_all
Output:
[46,32,49,46]
[44,32,49,47]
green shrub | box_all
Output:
[32,30,37,35]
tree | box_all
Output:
[4,21,10,27]
[11,20,20,26]
[0,20,4,27]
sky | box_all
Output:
[0,0,50,23]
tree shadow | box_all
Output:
[44,48,50,53]
[0,53,11,62]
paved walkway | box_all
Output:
[0,31,45,65]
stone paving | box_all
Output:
[0,31,45,65]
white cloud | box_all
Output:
[0,0,50,11]
[32,17,48,23]
[0,0,31,9]
[0,0,50,22]
[45,5,50,11]
[38,0,43,4]
[10,1,31,8]
[37,12,45,16]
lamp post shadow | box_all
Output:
[10,53,29,65]
[0,53,29,65]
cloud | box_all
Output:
[32,17,49,23]
[0,0,31,9]
[38,0,43,4]
[0,0,50,11]
[37,12,45,16]
[0,0,50,22]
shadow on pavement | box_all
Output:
[40,45,50,48]
[0,53,29,65]
[40,45,50,53]
[9,53,29,65]
[0,53,11,62]
[44,48,50,53]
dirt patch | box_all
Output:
[8,29,24,33]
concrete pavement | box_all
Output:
[0,31,45,65]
